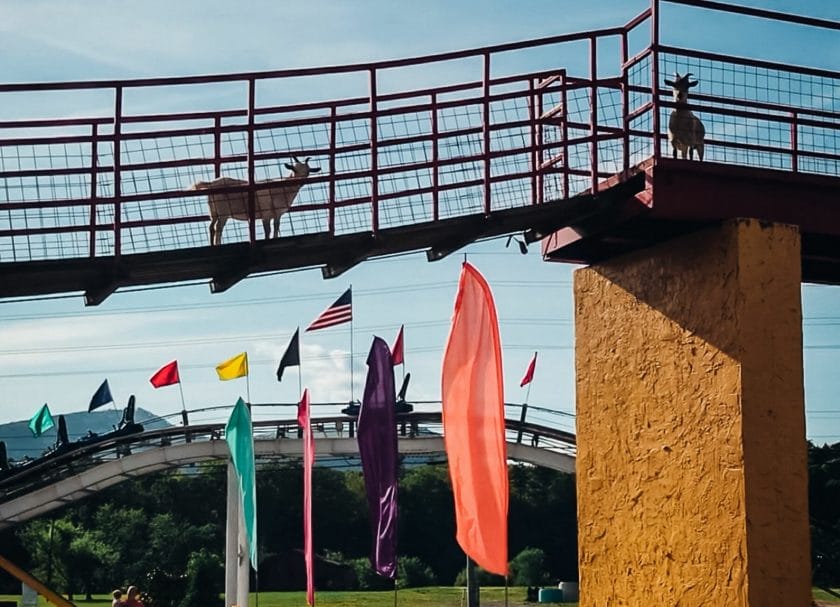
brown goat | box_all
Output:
[191,157,321,246]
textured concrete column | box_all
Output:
[574,219,810,606]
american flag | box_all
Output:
[306,287,352,331]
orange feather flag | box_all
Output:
[441,262,508,575]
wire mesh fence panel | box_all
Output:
[658,51,840,173]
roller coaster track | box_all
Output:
[0,412,575,531]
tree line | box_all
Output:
[0,462,577,605]
[0,441,837,605]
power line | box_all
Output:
[0,344,575,380]
[0,279,572,322]
[0,317,572,356]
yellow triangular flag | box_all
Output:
[216,352,248,381]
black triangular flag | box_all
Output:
[277,328,300,382]
[88,379,113,412]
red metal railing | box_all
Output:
[0,0,838,264]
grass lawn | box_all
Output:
[5,587,840,606]
[814,588,840,604]
[0,588,577,607]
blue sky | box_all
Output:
[0,0,839,446]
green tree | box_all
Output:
[17,518,74,595]
[398,465,461,584]
[509,547,550,587]
[396,556,436,588]
[66,532,110,600]
[453,565,505,587]
[178,549,224,607]
[348,558,392,590]
[509,464,577,581]
[17,517,107,599]
[92,504,149,587]
[146,512,218,577]
[809,441,840,587]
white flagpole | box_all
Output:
[350,284,354,403]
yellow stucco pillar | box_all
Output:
[574,219,811,606]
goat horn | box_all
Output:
[304,157,311,164]
[292,155,302,164]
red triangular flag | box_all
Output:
[391,324,405,366]
[150,360,180,388]
[520,352,537,387]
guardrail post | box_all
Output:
[561,73,569,198]
[516,403,528,444]
[369,68,379,234]
[214,115,222,178]
[89,123,99,258]
[482,51,492,215]
[329,104,337,235]
[431,92,440,221]
[589,36,599,194]
[651,0,661,160]
[113,86,123,257]
[621,31,631,172]
[529,77,538,205]
[247,78,257,245]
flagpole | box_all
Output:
[349,284,354,403]
[110,393,120,429]
[297,327,303,399]
[297,367,302,405]
[178,381,188,419]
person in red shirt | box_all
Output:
[125,586,143,607]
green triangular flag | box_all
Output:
[28,404,55,437]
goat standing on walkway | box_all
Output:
[664,72,705,161]
[192,156,321,246]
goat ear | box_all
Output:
[664,79,675,87]
[309,167,321,173]
[688,80,699,88]
[284,163,295,171]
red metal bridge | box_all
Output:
[1,0,840,305]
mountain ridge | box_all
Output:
[0,407,170,461]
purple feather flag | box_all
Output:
[358,336,399,579]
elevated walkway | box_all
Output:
[1,2,838,303]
